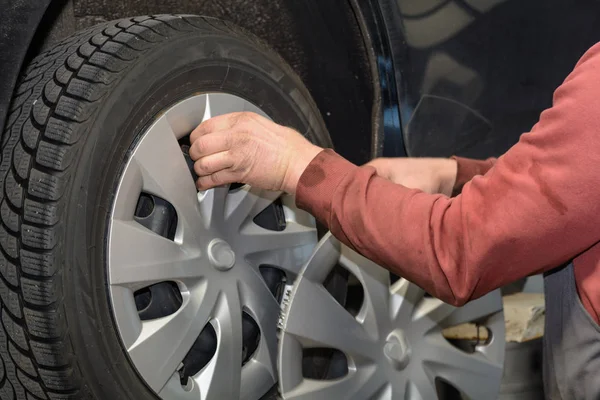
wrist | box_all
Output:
[283,144,323,195]
[438,158,458,196]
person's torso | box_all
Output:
[572,241,600,324]
[543,261,600,399]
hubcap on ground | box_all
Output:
[278,233,505,400]
[107,93,319,399]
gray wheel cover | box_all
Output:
[107,93,319,399]
[278,232,505,399]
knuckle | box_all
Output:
[239,132,252,145]
[238,112,255,122]
[194,160,205,175]
[198,158,210,172]
[230,112,245,125]
[227,133,242,148]
[194,137,209,154]
[234,133,245,146]
[201,118,216,132]
[235,112,258,128]
[210,173,222,185]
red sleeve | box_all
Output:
[296,43,600,306]
[450,156,497,196]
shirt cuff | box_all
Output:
[450,156,496,196]
[295,148,356,225]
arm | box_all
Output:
[450,156,497,196]
[296,43,600,306]
[364,155,496,197]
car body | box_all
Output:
[0,1,599,399]
[3,0,600,162]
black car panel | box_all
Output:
[379,0,600,158]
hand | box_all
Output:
[366,157,458,196]
[189,112,323,194]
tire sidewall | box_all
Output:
[64,28,329,399]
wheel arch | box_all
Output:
[11,0,385,164]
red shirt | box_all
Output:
[296,42,600,324]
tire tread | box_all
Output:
[0,14,294,399]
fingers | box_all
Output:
[193,151,239,190]
[189,111,288,191]
[197,170,238,190]
[191,113,237,143]
[189,131,232,160]
[193,151,234,177]
[190,111,267,143]
[189,111,266,160]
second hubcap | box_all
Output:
[384,330,411,370]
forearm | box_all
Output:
[297,150,514,305]
[296,42,600,305]
[297,147,589,306]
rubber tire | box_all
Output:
[0,15,331,400]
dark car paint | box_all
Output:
[4,0,600,163]
[380,0,600,159]
[353,0,407,157]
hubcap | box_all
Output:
[207,239,236,271]
[107,93,319,399]
[384,330,410,370]
[278,233,505,399]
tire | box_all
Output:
[0,15,331,399]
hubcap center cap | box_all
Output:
[384,330,410,370]
[208,238,236,271]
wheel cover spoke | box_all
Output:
[283,367,386,400]
[197,288,244,400]
[129,283,217,393]
[108,93,320,399]
[239,222,317,257]
[109,220,201,290]
[198,187,229,228]
[241,360,277,400]
[244,245,315,278]
[442,291,504,327]
[238,262,281,321]
[225,186,281,227]
[390,278,425,322]
[286,279,378,362]
[159,374,202,399]
[405,376,438,400]
[132,116,203,244]
[339,249,391,338]
[421,336,504,398]
[278,233,505,400]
